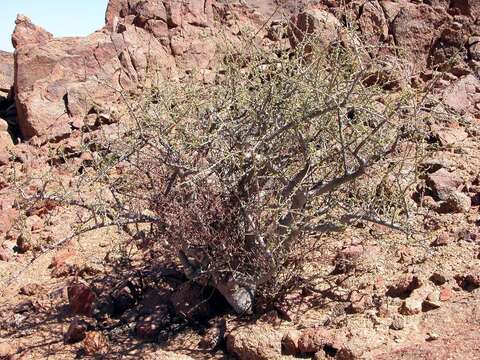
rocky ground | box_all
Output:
[0,0,480,359]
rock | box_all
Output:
[83,331,108,357]
[439,286,454,301]
[356,0,388,45]
[19,283,44,296]
[348,291,372,314]
[426,168,463,201]
[443,191,471,213]
[469,36,480,61]
[333,245,365,274]
[49,248,81,278]
[386,274,421,298]
[111,279,141,315]
[341,245,364,260]
[64,317,87,344]
[399,285,435,315]
[431,233,452,246]
[389,2,449,72]
[455,270,480,291]
[457,229,479,243]
[289,9,341,50]
[400,296,423,315]
[12,0,231,140]
[430,272,448,285]
[0,341,16,359]
[226,324,283,360]
[0,247,12,262]
[68,283,96,316]
[443,75,480,117]
[390,315,405,330]
[14,300,35,314]
[374,329,480,359]
[12,15,53,49]
[198,319,227,350]
[297,327,336,354]
[0,51,13,93]
[282,329,302,355]
[135,304,171,340]
[434,127,469,146]
[170,282,212,320]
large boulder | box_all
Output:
[389,2,450,73]
[12,0,247,141]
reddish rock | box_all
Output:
[12,14,53,49]
[64,317,87,344]
[12,0,232,140]
[443,75,480,117]
[426,168,463,201]
[357,0,389,45]
[0,129,13,167]
[282,330,302,355]
[349,291,372,314]
[19,283,44,296]
[389,2,449,73]
[0,247,12,262]
[341,245,364,260]
[0,51,13,93]
[431,233,452,246]
[289,8,341,50]
[373,330,480,360]
[226,324,283,360]
[434,127,468,146]
[399,285,435,315]
[50,248,81,278]
[68,283,96,316]
[83,331,108,357]
[455,270,480,291]
[0,341,16,359]
[297,328,336,354]
[135,304,171,339]
[439,286,454,302]
[386,274,421,298]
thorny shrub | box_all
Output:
[17,26,430,314]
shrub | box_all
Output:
[24,27,427,314]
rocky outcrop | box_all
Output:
[12,1,263,141]
[12,15,53,49]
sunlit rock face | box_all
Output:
[12,0,263,140]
